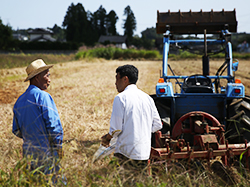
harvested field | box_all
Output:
[0,59,250,186]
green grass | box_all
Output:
[76,47,250,62]
[1,154,249,186]
[2,74,24,82]
[0,53,75,69]
[0,49,249,70]
[75,47,162,60]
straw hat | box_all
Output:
[24,59,53,82]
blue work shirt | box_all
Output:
[13,85,63,160]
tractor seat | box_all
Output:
[182,75,213,93]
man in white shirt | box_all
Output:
[101,64,162,167]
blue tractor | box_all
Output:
[150,9,250,167]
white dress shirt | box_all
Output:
[109,84,162,160]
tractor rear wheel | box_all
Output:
[226,96,250,143]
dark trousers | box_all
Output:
[114,153,148,170]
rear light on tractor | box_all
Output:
[234,89,241,93]
[159,88,165,93]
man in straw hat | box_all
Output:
[12,59,65,183]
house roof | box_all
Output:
[98,35,127,44]
[30,35,56,42]
[28,28,53,35]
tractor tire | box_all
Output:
[150,95,172,133]
[150,95,171,147]
[226,95,250,144]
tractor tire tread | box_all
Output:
[241,116,250,128]
[229,98,243,107]
[230,110,245,120]
[227,97,250,143]
[240,102,250,111]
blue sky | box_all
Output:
[1,0,249,36]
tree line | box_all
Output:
[1,2,250,52]
[0,3,163,51]
[61,3,135,45]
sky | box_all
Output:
[0,0,250,36]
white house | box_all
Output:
[98,35,127,49]
[28,28,56,42]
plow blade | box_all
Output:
[151,142,250,168]
[156,9,237,34]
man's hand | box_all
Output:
[101,133,112,147]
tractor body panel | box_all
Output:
[174,95,225,124]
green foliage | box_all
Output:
[18,41,80,50]
[113,48,124,59]
[62,3,120,46]
[2,39,80,52]
[107,10,119,35]
[167,51,250,60]
[144,50,159,58]
[231,33,250,49]
[75,47,161,60]
[0,158,48,186]
[49,24,65,42]
[131,27,164,50]
[0,53,75,69]
[207,52,250,60]
[179,50,201,58]
[75,47,250,61]
[63,3,93,45]
[132,35,156,50]
[123,6,136,45]
[1,49,250,70]
[0,18,13,50]
[92,47,115,59]
[92,6,107,36]
[232,52,250,59]
[141,27,162,40]
[0,156,68,186]
[210,53,225,58]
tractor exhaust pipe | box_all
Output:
[203,56,209,76]
[203,29,209,76]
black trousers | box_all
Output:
[114,153,148,169]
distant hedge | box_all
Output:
[0,53,75,69]
[168,51,250,60]
[75,47,161,60]
[5,40,81,51]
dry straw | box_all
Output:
[1,59,250,186]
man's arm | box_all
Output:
[101,96,124,147]
[12,110,22,138]
[109,96,124,134]
[151,101,162,133]
[41,93,63,157]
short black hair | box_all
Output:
[116,65,138,84]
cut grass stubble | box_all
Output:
[1,59,250,186]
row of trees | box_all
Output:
[61,3,136,46]
[3,2,250,51]
[1,3,151,50]
[0,18,13,50]
[60,3,161,48]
